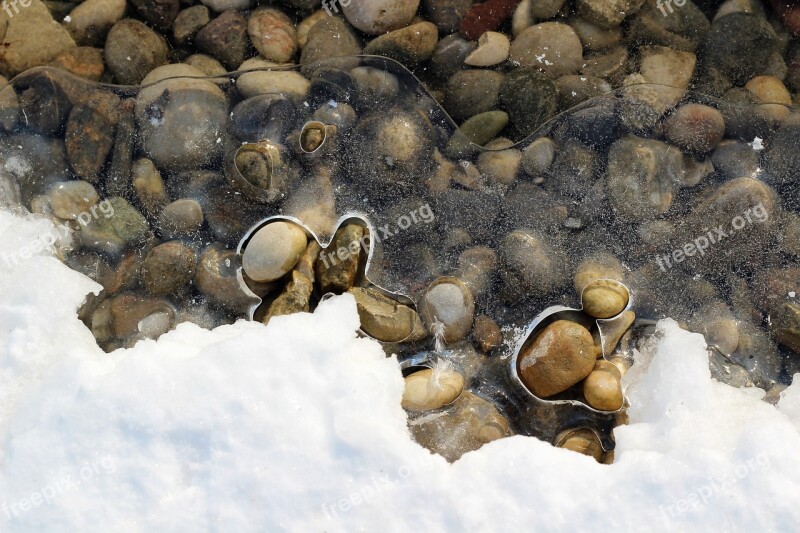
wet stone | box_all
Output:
[48,180,99,220]
[65,98,119,183]
[701,12,777,85]
[430,35,477,81]
[409,391,509,463]
[342,0,420,35]
[423,0,473,33]
[419,277,475,344]
[402,365,465,411]
[348,287,427,343]
[518,320,597,398]
[300,17,361,75]
[65,0,127,46]
[509,22,584,78]
[104,19,170,85]
[131,158,168,219]
[498,67,558,139]
[577,0,645,29]
[242,221,308,283]
[364,22,439,66]
[665,104,726,153]
[445,70,504,122]
[157,199,204,240]
[49,47,106,81]
[195,9,251,70]
[500,229,569,302]
[129,0,180,31]
[248,8,297,64]
[316,224,365,294]
[582,360,624,411]
[79,197,151,256]
[770,302,800,355]
[473,315,502,353]
[142,241,198,298]
[173,5,211,45]
[606,136,683,222]
[263,270,314,325]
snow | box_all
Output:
[1,209,800,531]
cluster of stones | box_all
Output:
[0,0,799,462]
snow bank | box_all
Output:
[1,210,800,532]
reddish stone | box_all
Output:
[460,0,520,41]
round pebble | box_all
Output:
[242,221,308,283]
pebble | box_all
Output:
[577,0,645,29]
[131,158,168,218]
[92,294,175,341]
[65,97,119,182]
[157,199,205,239]
[509,22,584,78]
[129,0,180,32]
[237,61,311,99]
[48,180,99,220]
[300,17,361,75]
[681,177,777,272]
[263,270,314,324]
[627,0,710,53]
[606,136,682,222]
[477,140,521,185]
[582,360,624,411]
[49,47,106,81]
[581,45,629,85]
[342,0,421,35]
[419,277,475,343]
[0,76,19,131]
[297,10,328,48]
[409,391,509,462]
[498,67,558,138]
[242,221,308,283]
[347,287,427,343]
[248,8,297,64]
[520,137,556,177]
[573,253,626,294]
[105,19,170,85]
[619,73,667,132]
[518,320,596,397]
[555,75,611,111]
[0,0,75,76]
[581,279,629,319]
[445,70,505,121]
[569,17,622,51]
[458,246,498,299]
[665,103,725,153]
[142,242,198,297]
[530,0,566,19]
[363,22,439,66]
[701,12,777,85]
[424,0,474,33]
[79,197,151,256]
[638,45,697,107]
[688,300,740,355]
[65,0,127,46]
[134,66,228,172]
[473,315,502,352]
[200,0,252,12]
[173,5,211,46]
[555,428,604,462]
[460,0,518,40]
[512,0,534,37]
[316,224,365,294]
[770,302,800,354]
[402,365,465,411]
[184,54,227,77]
[465,31,510,67]
[195,9,250,70]
[500,229,569,301]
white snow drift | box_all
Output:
[1,210,799,532]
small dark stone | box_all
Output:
[129,0,180,32]
[65,96,119,184]
[230,94,298,143]
[498,68,558,139]
[700,13,777,85]
[173,5,211,45]
[195,10,252,70]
